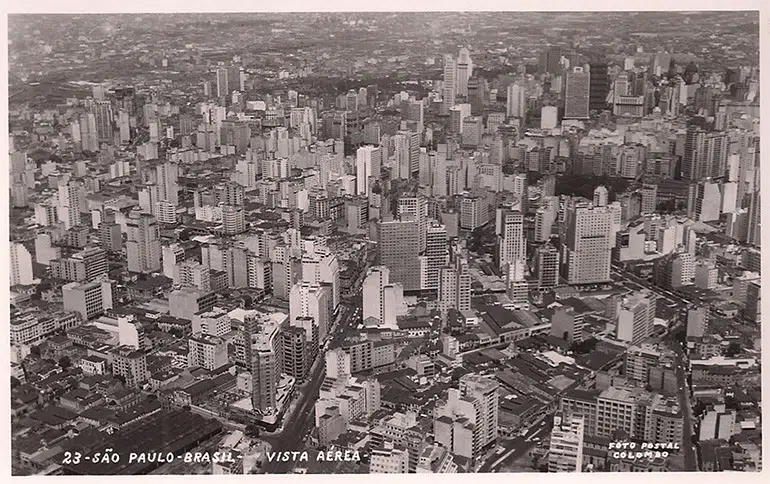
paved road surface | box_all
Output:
[262,296,360,474]
[615,262,699,470]
[673,341,699,470]
[478,415,553,472]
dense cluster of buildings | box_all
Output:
[9,12,761,476]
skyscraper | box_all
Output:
[216,67,229,99]
[289,282,330,340]
[420,222,449,291]
[467,77,487,115]
[356,145,381,196]
[405,100,424,138]
[682,124,705,181]
[456,47,472,97]
[541,46,567,74]
[442,54,457,114]
[506,83,527,119]
[380,218,421,291]
[156,162,179,205]
[496,209,526,281]
[535,244,560,289]
[564,201,612,285]
[438,256,472,313]
[126,211,162,274]
[10,242,34,286]
[79,112,99,152]
[435,374,499,461]
[564,67,591,120]
[588,63,610,111]
[616,290,657,344]
[362,266,405,328]
[397,195,428,253]
[593,185,608,207]
[449,104,472,135]
[93,100,114,143]
[57,180,85,229]
[242,312,283,415]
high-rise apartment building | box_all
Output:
[496,209,526,281]
[175,260,211,292]
[420,222,449,291]
[380,218,421,291]
[616,290,657,344]
[98,221,123,253]
[563,201,612,285]
[405,100,424,138]
[442,54,457,114]
[397,196,428,252]
[156,162,179,205]
[434,374,499,462]
[506,83,527,119]
[362,266,406,329]
[564,67,591,120]
[93,100,114,143]
[126,211,162,273]
[686,306,708,338]
[289,282,331,340]
[548,415,585,472]
[438,256,472,313]
[456,48,472,97]
[356,145,382,196]
[111,346,148,389]
[10,242,34,287]
[242,312,283,415]
[49,247,108,283]
[593,186,608,207]
[216,67,229,99]
[535,244,560,289]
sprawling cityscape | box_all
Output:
[7,11,762,475]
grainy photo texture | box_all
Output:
[7,11,761,475]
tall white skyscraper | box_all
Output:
[301,241,341,310]
[456,47,473,97]
[216,67,228,98]
[496,209,526,281]
[156,162,179,205]
[289,281,330,340]
[442,54,457,114]
[57,180,85,229]
[126,211,162,274]
[564,202,612,285]
[356,145,381,196]
[593,185,608,207]
[506,83,527,118]
[362,266,405,329]
[616,290,657,344]
[434,374,499,461]
[420,222,449,290]
[438,256,472,313]
[10,242,34,286]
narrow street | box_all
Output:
[478,414,553,472]
[673,342,699,470]
[261,293,361,474]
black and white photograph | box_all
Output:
[5,5,765,477]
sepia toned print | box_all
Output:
[7,11,761,475]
